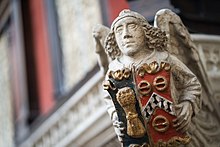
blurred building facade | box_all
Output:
[0,0,219,147]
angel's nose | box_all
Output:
[122,27,132,39]
[123,34,132,39]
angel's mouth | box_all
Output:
[123,40,135,45]
[123,42,135,47]
[126,42,134,45]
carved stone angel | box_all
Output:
[93,9,204,147]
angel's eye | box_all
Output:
[127,23,137,30]
[115,26,123,34]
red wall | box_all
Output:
[107,0,129,23]
[29,0,54,114]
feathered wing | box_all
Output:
[154,9,220,146]
[92,24,110,75]
[154,9,208,84]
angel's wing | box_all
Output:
[154,9,210,88]
[154,9,220,146]
[92,24,110,75]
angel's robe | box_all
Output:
[103,48,201,141]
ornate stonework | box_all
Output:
[192,35,220,94]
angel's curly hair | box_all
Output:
[104,10,168,60]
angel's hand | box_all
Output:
[92,24,108,53]
[173,101,193,133]
[112,112,125,142]
[92,32,101,41]
[92,24,105,40]
[92,24,110,73]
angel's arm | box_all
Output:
[169,55,201,132]
[92,24,110,74]
[170,55,202,115]
[103,74,125,142]
[103,90,116,121]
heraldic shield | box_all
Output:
[103,61,191,147]
[135,61,190,146]
[103,68,150,147]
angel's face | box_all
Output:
[114,17,146,57]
